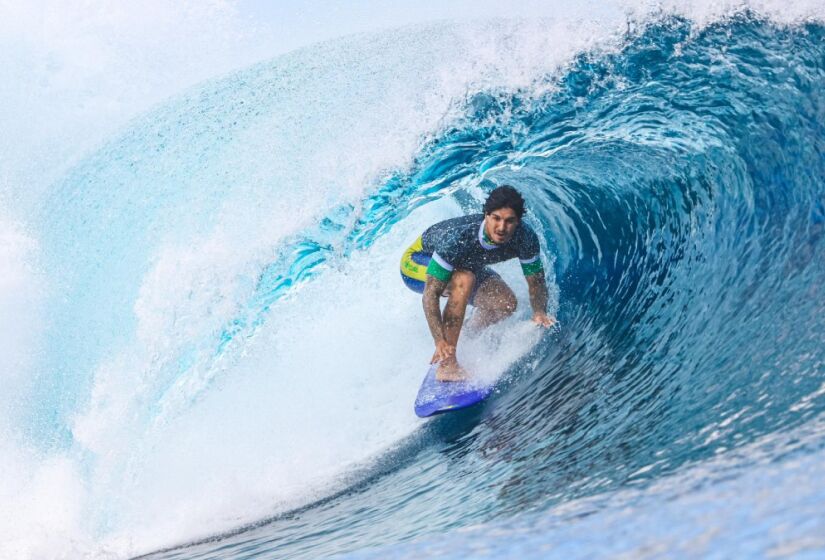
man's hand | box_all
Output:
[431,340,456,363]
[532,311,557,328]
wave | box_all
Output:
[2,8,824,560]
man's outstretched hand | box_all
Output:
[532,312,557,328]
[431,340,456,363]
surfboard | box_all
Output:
[414,362,496,417]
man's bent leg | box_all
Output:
[438,270,475,381]
[467,275,517,331]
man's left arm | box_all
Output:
[526,272,556,328]
[519,226,556,328]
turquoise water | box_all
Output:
[2,10,824,560]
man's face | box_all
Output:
[484,207,519,245]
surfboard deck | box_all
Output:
[414,362,495,417]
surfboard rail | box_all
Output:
[414,363,495,417]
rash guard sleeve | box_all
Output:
[425,229,469,282]
[518,228,544,276]
[426,251,454,282]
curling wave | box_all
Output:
[3,11,824,560]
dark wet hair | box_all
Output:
[483,185,525,218]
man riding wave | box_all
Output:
[400,185,556,381]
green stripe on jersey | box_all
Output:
[521,260,544,276]
[427,258,453,282]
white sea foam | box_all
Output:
[0,215,41,414]
[0,217,60,559]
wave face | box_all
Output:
[2,11,825,560]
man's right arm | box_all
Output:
[423,275,454,362]
[423,275,447,342]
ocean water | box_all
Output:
[1,3,824,559]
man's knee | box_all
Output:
[501,290,517,315]
[477,280,517,316]
[449,270,476,297]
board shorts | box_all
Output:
[400,236,500,304]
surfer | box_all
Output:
[400,185,556,381]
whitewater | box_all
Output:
[1,1,824,559]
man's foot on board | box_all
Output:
[436,359,469,382]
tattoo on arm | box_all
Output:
[423,275,447,343]
[526,273,548,314]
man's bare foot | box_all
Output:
[436,359,469,382]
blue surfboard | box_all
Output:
[414,363,496,417]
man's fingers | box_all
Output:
[533,315,558,328]
[432,343,457,364]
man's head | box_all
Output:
[483,185,524,245]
